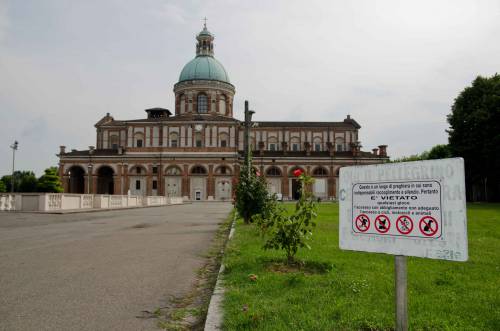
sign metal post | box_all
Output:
[395,255,407,331]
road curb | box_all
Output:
[204,212,236,331]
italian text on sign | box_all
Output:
[352,180,442,238]
[339,158,468,261]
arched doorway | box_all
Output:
[165,165,182,197]
[312,166,329,199]
[265,166,282,196]
[214,165,232,200]
[97,166,114,194]
[68,166,85,194]
[190,165,207,201]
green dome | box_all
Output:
[178,56,230,84]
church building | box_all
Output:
[58,24,389,201]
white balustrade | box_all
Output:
[0,193,178,213]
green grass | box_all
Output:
[222,203,500,330]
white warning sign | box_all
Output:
[339,158,468,261]
[352,180,442,238]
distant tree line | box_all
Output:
[392,74,500,202]
[0,167,63,193]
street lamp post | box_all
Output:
[243,100,255,177]
[10,141,18,193]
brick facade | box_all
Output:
[58,25,389,200]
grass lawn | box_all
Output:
[222,203,500,330]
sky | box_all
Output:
[0,0,499,176]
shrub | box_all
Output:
[235,164,269,224]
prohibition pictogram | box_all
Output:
[374,214,391,233]
[396,215,414,235]
[419,216,438,236]
[355,214,370,232]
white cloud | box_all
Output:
[1,0,500,175]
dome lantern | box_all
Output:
[196,19,214,57]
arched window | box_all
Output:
[195,132,203,147]
[313,167,328,176]
[266,166,282,176]
[268,137,278,151]
[290,137,300,151]
[165,166,182,175]
[219,132,229,147]
[313,137,322,152]
[130,165,147,175]
[336,138,345,152]
[109,135,119,149]
[191,165,207,174]
[219,95,226,114]
[179,95,186,114]
[169,132,179,147]
[197,94,208,113]
[134,133,144,148]
[215,166,231,175]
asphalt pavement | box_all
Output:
[0,202,232,331]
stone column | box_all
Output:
[116,164,123,195]
[146,164,153,196]
[92,175,97,194]
[113,175,120,195]
[158,165,164,196]
[182,164,190,198]
[328,165,336,199]
[123,164,129,195]
[282,165,289,199]
[63,175,69,193]
[208,164,215,199]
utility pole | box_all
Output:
[243,100,255,176]
[10,141,18,193]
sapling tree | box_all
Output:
[263,169,318,264]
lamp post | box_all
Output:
[243,100,255,176]
[10,140,18,193]
[68,170,71,193]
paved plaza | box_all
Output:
[0,203,232,331]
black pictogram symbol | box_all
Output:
[374,214,391,233]
[419,216,438,236]
[396,215,414,235]
[355,214,370,232]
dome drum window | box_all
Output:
[197,94,208,113]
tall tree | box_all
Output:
[37,167,63,193]
[0,180,6,193]
[447,74,500,201]
[427,144,451,160]
[1,171,38,192]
